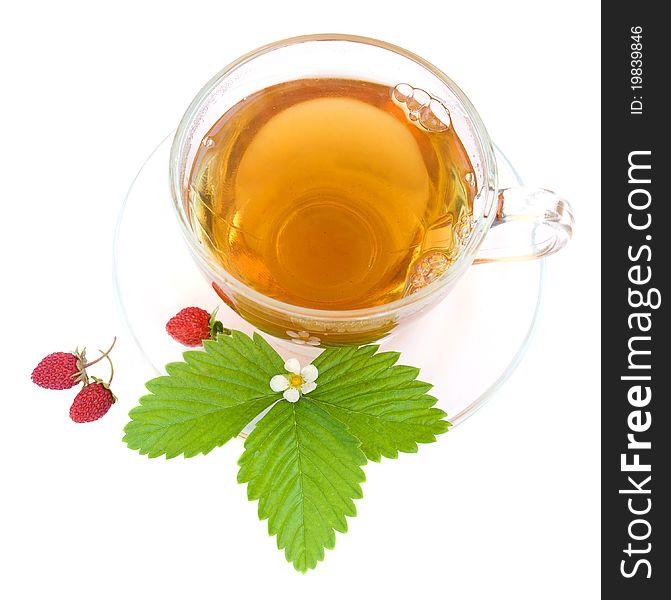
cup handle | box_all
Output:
[473,187,574,264]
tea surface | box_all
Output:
[189,78,475,309]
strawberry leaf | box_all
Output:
[124,330,449,572]
[238,398,366,572]
[307,345,450,461]
[123,331,283,458]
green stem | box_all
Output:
[84,337,116,368]
[104,354,114,385]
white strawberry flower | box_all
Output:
[269,358,319,403]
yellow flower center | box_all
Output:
[289,374,304,387]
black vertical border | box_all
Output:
[602,3,668,597]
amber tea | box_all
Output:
[188,78,476,310]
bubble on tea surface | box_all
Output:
[404,252,452,296]
[391,83,451,133]
[419,100,450,132]
[464,172,475,186]
[455,211,474,244]
[201,136,215,148]
[406,88,431,113]
[392,83,413,103]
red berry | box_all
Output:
[31,352,82,390]
[166,307,213,346]
[69,382,115,423]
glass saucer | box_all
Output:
[113,135,544,427]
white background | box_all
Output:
[1,1,600,598]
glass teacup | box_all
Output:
[170,34,573,347]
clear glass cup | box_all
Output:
[170,34,573,347]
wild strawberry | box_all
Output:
[69,381,116,423]
[166,307,229,346]
[31,338,116,390]
[31,351,84,390]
